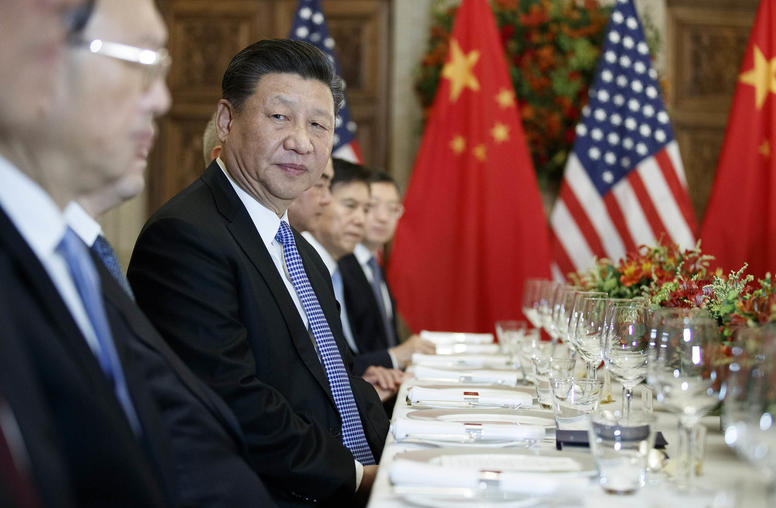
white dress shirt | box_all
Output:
[217,159,364,487]
[64,201,102,248]
[0,155,103,360]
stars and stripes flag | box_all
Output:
[549,0,697,280]
[289,0,362,162]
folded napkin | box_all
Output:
[389,459,591,495]
[411,365,519,386]
[407,386,533,408]
[435,343,502,355]
[391,417,546,442]
[411,353,512,369]
[420,330,495,345]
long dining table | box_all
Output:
[367,348,772,508]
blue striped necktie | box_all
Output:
[274,220,375,464]
[56,227,142,435]
[91,234,134,299]
[366,256,398,347]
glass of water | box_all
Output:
[588,408,656,495]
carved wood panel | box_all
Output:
[148,0,391,214]
[666,0,757,222]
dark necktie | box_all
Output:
[367,256,398,347]
[91,234,135,300]
[0,399,39,508]
[56,227,141,434]
[274,221,375,464]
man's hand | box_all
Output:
[362,365,403,401]
[389,334,436,368]
[354,464,378,507]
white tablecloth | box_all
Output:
[367,378,771,507]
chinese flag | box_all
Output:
[387,0,551,333]
[701,0,776,278]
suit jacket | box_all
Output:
[338,254,398,374]
[0,262,73,508]
[128,162,389,506]
[98,257,276,508]
[0,208,172,508]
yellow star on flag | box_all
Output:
[495,88,516,109]
[473,144,487,162]
[759,139,770,158]
[739,45,776,109]
[450,135,466,154]
[442,39,480,102]
[490,122,510,143]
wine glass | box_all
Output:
[602,300,649,418]
[538,280,560,338]
[521,279,543,329]
[723,325,776,502]
[647,312,721,490]
[567,291,607,353]
[549,285,578,344]
[572,294,608,380]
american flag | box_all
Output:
[549,0,697,280]
[289,0,362,163]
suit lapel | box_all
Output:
[97,257,246,442]
[0,209,118,393]
[200,165,336,406]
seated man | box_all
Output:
[128,39,388,506]
[337,168,436,371]
[301,159,404,396]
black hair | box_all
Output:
[368,169,401,194]
[221,39,344,115]
[331,158,370,188]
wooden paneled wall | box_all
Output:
[148,0,391,214]
[666,0,758,222]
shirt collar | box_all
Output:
[217,157,289,251]
[63,201,102,247]
[353,243,374,265]
[302,231,338,276]
[0,153,67,259]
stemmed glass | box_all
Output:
[723,325,776,503]
[647,312,721,490]
[521,279,543,329]
[602,300,649,418]
[572,294,608,380]
[549,285,578,344]
[538,281,560,338]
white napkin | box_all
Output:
[435,343,502,355]
[411,365,519,386]
[420,330,495,345]
[391,417,546,442]
[407,386,533,408]
[411,353,512,369]
[389,459,591,495]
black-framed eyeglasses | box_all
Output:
[69,37,171,89]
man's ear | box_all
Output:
[215,99,234,143]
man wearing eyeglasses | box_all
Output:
[338,171,436,371]
[0,0,193,506]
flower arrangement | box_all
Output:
[569,238,776,340]
[416,0,612,192]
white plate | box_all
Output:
[395,447,596,475]
[400,490,540,508]
[406,408,555,429]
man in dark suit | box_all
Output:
[54,1,275,503]
[128,40,389,506]
[338,170,436,371]
[0,0,176,506]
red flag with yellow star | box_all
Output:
[701,0,776,278]
[387,0,551,333]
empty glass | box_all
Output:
[572,294,608,380]
[531,342,574,408]
[647,312,721,490]
[551,377,604,430]
[602,300,649,417]
[589,408,656,495]
[521,279,543,329]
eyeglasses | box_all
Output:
[69,37,171,89]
